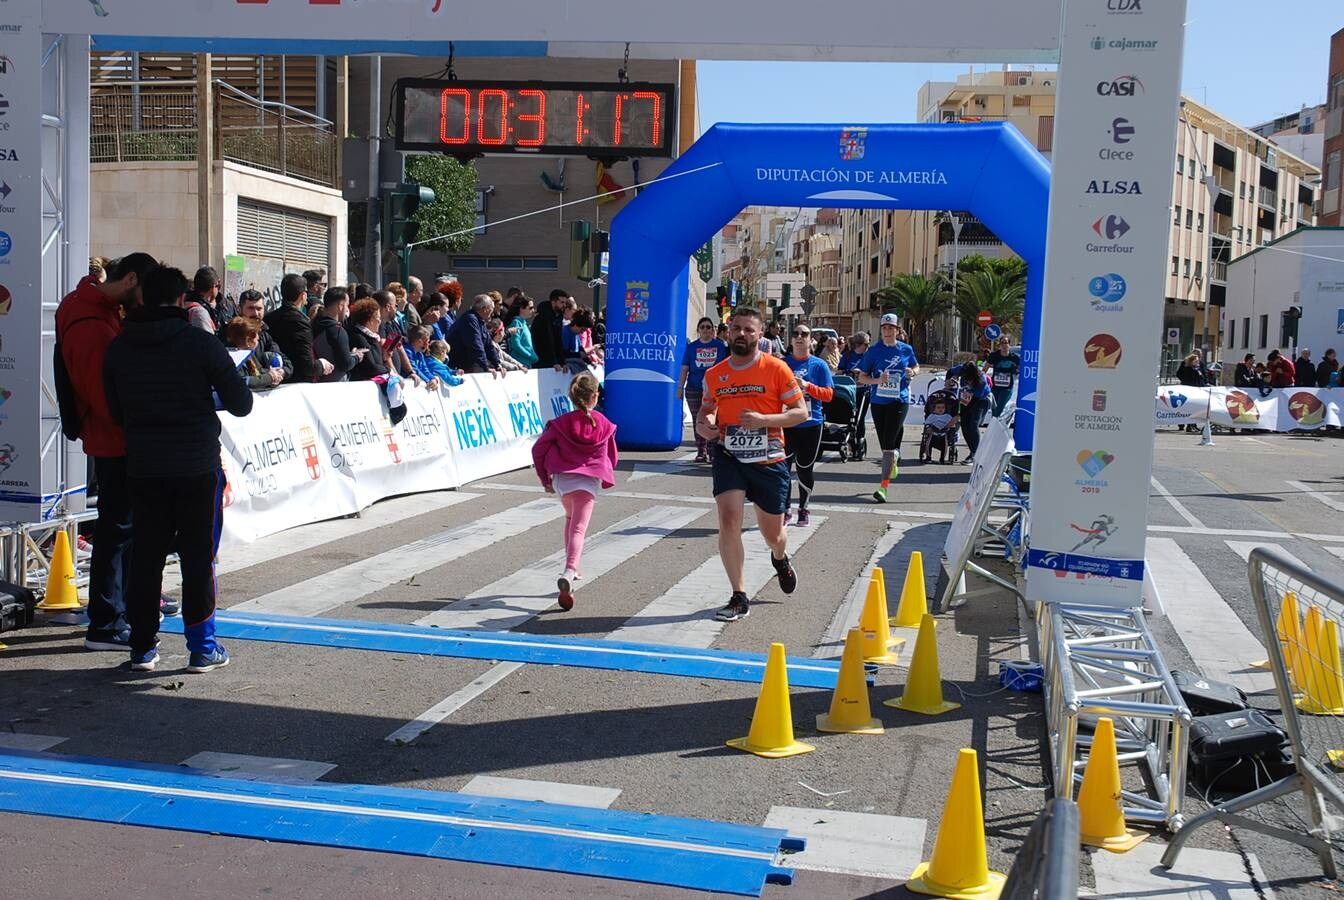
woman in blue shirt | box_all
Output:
[857,313,919,503]
[505,295,539,368]
[676,317,728,462]
[956,361,993,460]
[783,324,834,526]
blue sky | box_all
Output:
[698,1,1341,131]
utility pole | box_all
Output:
[364,56,382,287]
[196,53,214,270]
[947,213,963,362]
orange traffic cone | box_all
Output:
[884,614,960,716]
[726,643,816,758]
[859,570,904,665]
[816,628,883,735]
[1077,717,1147,852]
[37,532,81,611]
[1298,607,1344,716]
[890,551,928,628]
[907,748,1006,899]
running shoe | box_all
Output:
[160,594,181,617]
[130,648,159,672]
[694,452,708,463]
[714,592,750,622]
[890,453,901,481]
[75,535,94,558]
[84,628,131,651]
[772,554,797,594]
[796,510,811,527]
[187,646,230,673]
[557,571,576,611]
[784,510,794,526]
[872,486,887,503]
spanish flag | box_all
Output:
[596,161,626,204]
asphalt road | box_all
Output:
[1,424,1342,897]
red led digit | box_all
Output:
[516,89,545,147]
[613,93,625,145]
[575,93,585,144]
[440,87,470,145]
[632,91,662,146]
[477,88,508,145]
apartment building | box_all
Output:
[1249,104,1326,169]
[787,209,843,331]
[835,72,1321,363]
[716,206,807,307]
[1323,27,1344,227]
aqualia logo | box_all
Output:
[1087,273,1127,311]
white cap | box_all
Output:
[879,313,900,327]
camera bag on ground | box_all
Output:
[1171,669,1249,716]
[0,581,37,633]
[1188,708,1294,795]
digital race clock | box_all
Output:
[393,79,677,158]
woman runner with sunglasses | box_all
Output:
[782,325,834,525]
[676,317,729,462]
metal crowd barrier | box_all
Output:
[1162,546,1344,878]
[0,512,96,594]
[1039,602,1191,830]
[1000,798,1080,900]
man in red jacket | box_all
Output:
[55,252,161,651]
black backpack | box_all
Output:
[53,316,101,441]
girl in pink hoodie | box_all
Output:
[531,373,618,610]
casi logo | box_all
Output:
[1086,179,1142,195]
[1083,333,1122,368]
[1077,449,1115,477]
[1096,75,1144,97]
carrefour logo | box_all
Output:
[1160,390,1188,409]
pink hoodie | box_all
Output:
[531,409,619,489]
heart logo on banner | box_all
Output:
[1075,449,1115,478]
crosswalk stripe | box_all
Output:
[628,452,698,482]
[181,752,335,784]
[1287,479,1344,514]
[0,734,66,753]
[1146,537,1274,694]
[761,806,926,880]
[165,491,481,592]
[815,522,909,659]
[230,499,564,618]
[414,505,707,631]
[1329,547,1344,562]
[386,663,524,745]
[605,518,825,648]
[460,776,621,809]
[1224,540,1306,569]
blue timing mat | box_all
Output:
[0,749,801,896]
[159,610,857,689]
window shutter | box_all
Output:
[236,198,330,271]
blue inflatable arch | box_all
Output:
[604,122,1050,451]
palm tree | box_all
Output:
[876,273,950,360]
[952,269,1027,337]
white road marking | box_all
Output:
[1146,538,1274,694]
[761,806,926,880]
[460,776,621,809]
[181,751,335,784]
[230,500,564,618]
[0,734,66,752]
[605,519,825,648]
[165,492,480,591]
[814,522,908,660]
[1090,842,1271,899]
[1150,477,1205,529]
[1148,524,1344,543]
[1287,480,1344,514]
[1329,547,1344,562]
[385,662,524,745]
[628,452,699,482]
[1224,541,1306,569]
[414,506,706,631]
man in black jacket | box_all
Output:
[530,288,571,369]
[312,286,360,382]
[104,266,253,674]
[236,289,292,387]
[265,273,331,383]
[447,294,503,376]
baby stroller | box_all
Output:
[819,375,869,461]
[919,376,959,464]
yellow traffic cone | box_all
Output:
[1077,717,1147,852]
[1280,593,1306,694]
[726,643,816,758]
[872,565,887,605]
[859,571,904,665]
[1298,607,1344,716]
[816,628,884,735]
[36,532,81,611]
[890,551,928,629]
[884,614,960,716]
[907,748,1006,899]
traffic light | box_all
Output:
[780,282,791,310]
[715,284,728,311]
[570,220,592,280]
[382,182,435,250]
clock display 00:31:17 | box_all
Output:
[393,79,677,157]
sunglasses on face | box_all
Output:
[793,331,810,338]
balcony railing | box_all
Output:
[1210,260,1228,282]
[89,80,337,188]
[1258,186,1277,208]
[1212,166,1234,193]
[1211,213,1232,238]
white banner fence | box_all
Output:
[217,369,579,547]
[1153,386,1344,432]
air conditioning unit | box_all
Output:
[1017,75,1029,85]
[1042,79,1053,86]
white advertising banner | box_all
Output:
[41,2,1061,62]
[1026,0,1188,607]
[0,2,43,518]
[943,416,1015,566]
[1153,386,1344,432]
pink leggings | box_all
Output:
[561,490,595,573]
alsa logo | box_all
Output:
[1097,75,1144,96]
[0,149,17,161]
[1086,180,1142,195]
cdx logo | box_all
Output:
[1106,0,1142,11]
[1096,75,1144,97]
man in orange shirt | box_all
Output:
[696,308,809,622]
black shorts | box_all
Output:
[871,401,909,451]
[711,444,790,516]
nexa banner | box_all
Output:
[217,368,583,546]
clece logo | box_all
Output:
[1223,390,1260,424]
[1086,179,1142,195]
[839,127,867,161]
[1097,75,1144,96]
[1288,391,1325,426]
[0,56,12,75]
[1106,0,1143,12]
[1108,117,1134,144]
[1087,273,1127,311]
[1083,333,1122,368]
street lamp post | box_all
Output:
[947,213,963,363]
